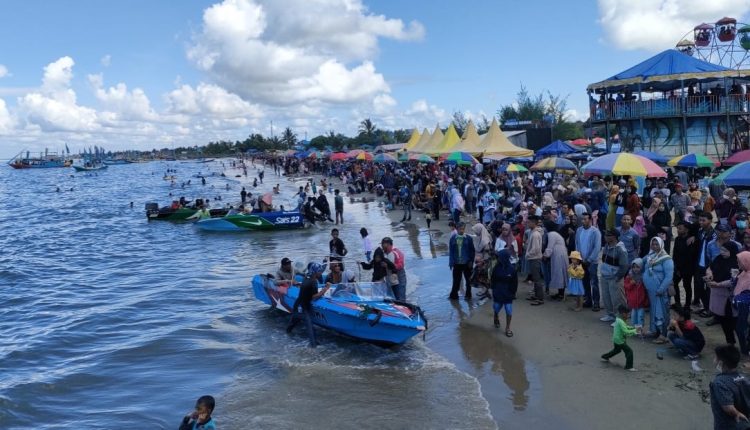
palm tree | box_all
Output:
[358,118,377,138]
[281,127,297,149]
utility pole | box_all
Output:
[270,120,274,139]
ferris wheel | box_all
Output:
[676,17,750,70]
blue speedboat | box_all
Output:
[195,210,306,232]
[251,275,427,346]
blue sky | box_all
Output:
[0,0,748,158]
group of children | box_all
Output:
[563,251,706,371]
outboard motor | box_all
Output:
[145,202,159,219]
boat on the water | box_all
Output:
[72,159,108,172]
[195,210,306,231]
[145,200,228,221]
[251,274,427,346]
[103,159,133,165]
[8,149,71,169]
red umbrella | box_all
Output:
[571,138,590,146]
[724,149,750,166]
[329,152,347,161]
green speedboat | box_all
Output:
[145,202,228,221]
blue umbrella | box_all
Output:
[633,149,669,164]
[535,140,579,158]
[713,162,750,188]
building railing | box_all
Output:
[592,94,748,121]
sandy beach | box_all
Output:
[230,160,715,429]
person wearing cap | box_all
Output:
[276,258,294,281]
[449,222,475,300]
[287,262,330,348]
[599,229,629,322]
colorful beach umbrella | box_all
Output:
[499,163,528,173]
[443,151,479,165]
[582,153,666,177]
[329,152,347,161]
[712,162,750,187]
[373,153,397,163]
[409,153,435,164]
[723,149,750,166]
[530,157,578,173]
[306,150,323,159]
[668,153,719,168]
[633,149,669,164]
[591,137,606,144]
[346,149,364,159]
[354,151,373,161]
[571,138,590,146]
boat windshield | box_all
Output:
[329,281,394,301]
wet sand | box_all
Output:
[231,162,715,429]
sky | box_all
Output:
[1,0,750,158]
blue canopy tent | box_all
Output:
[587,49,742,93]
[535,140,579,158]
[633,149,669,164]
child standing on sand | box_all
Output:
[360,228,373,262]
[601,304,638,371]
[567,251,585,311]
[624,258,648,335]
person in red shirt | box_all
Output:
[624,258,648,334]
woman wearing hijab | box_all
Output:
[472,222,493,260]
[651,199,672,252]
[494,222,519,265]
[646,197,661,224]
[643,237,674,343]
[707,240,740,346]
[606,185,619,231]
[733,251,750,361]
[491,248,517,337]
[543,220,569,300]
[626,184,642,221]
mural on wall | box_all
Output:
[616,116,748,158]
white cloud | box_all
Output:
[18,57,99,132]
[598,0,750,51]
[0,98,14,133]
[186,0,419,105]
[0,65,9,78]
[89,74,158,121]
[166,82,264,119]
[101,55,111,67]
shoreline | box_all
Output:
[224,160,715,428]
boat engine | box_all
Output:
[145,202,159,218]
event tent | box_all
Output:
[449,120,483,155]
[587,49,746,93]
[480,119,534,157]
[426,123,461,155]
[535,140,579,158]
[408,128,432,153]
[412,125,444,154]
[403,128,421,151]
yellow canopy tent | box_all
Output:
[403,128,421,151]
[426,123,460,155]
[413,125,444,154]
[481,118,534,157]
[449,120,483,155]
[408,128,432,153]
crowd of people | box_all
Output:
[245,152,750,427]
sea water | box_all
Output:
[0,160,533,429]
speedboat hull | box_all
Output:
[251,274,426,346]
[196,211,305,231]
[73,164,108,172]
[146,207,228,221]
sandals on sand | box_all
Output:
[505,330,514,337]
